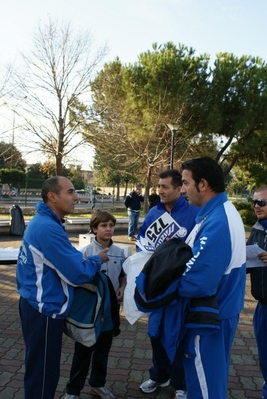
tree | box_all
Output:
[0,141,26,170]
[12,18,107,175]
[206,54,267,174]
[0,168,25,189]
[82,43,211,211]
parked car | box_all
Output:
[75,190,91,204]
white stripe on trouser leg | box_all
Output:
[194,335,209,399]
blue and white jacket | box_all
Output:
[16,202,102,319]
[178,192,246,320]
[136,195,200,251]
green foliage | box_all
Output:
[80,44,267,194]
[0,168,25,188]
[232,201,253,211]
[207,54,267,174]
[0,141,26,170]
[239,209,257,226]
[64,164,85,189]
[26,178,44,189]
[232,201,256,226]
[27,163,45,179]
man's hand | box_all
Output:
[97,248,109,264]
[258,251,267,265]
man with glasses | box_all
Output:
[247,186,267,399]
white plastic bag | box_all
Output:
[123,251,152,324]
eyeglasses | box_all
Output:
[252,198,267,208]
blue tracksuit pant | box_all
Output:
[149,336,186,390]
[181,315,239,399]
[253,302,267,399]
[19,297,64,399]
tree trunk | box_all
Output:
[144,167,152,214]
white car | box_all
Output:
[75,190,91,203]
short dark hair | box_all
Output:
[254,186,267,193]
[90,210,116,233]
[41,177,62,203]
[181,157,225,193]
[159,169,182,188]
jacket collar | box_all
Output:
[195,192,228,223]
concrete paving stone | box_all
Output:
[0,371,14,386]
[117,357,132,369]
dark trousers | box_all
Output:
[149,336,186,391]
[66,330,113,395]
[19,297,64,399]
[254,302,267,399]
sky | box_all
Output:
[1,0,267,168]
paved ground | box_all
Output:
[0,230,264,399]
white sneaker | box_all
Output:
[140,378,170,393]
[175,390,188,399]
[89,385,115,399]
[63,394,79,399]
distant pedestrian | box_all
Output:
[124,184,144,241]
[148,188,160,209]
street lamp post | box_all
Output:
[166,123,180,169]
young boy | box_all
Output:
[64,210,126,399]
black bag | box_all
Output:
[10,205,25,236]
[142,238,193,300]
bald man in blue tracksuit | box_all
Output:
[179,157,246,399]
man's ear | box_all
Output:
[47,191,57,203]
[198,178,209,192]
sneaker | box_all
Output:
[63,394,79,399]
[89,385,115,399]
[175,390,188,399]
[140,378,170,393]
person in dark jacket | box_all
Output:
[247,186,267,399]
[124,184,144,241]
[148,188,160,209]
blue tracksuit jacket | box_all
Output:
[137,194,200,249]
[16,202,102,319]
[178,192,246,319]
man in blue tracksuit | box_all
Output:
[247,185,267,399]
[179,157,246,399]
[16,176,109,399]
[138,169,200,399]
